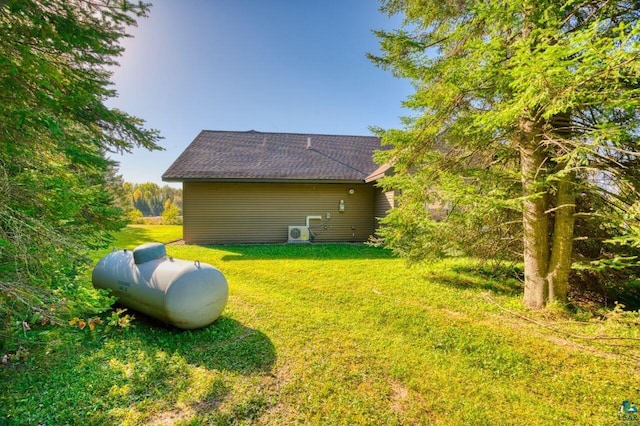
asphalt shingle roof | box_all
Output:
[162,130,384,183]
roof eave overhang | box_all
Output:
[162,177,370,185]
[364,173,384,184]
[364,163,393,183]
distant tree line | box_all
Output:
[123,182,182,224]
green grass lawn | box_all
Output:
[2,225,639,425]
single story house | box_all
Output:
[162,130,394,244]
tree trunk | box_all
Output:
[546,171,575,305]
[546,112,576,305]
[519,121,549,310]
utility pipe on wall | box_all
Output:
[306,215,323,228]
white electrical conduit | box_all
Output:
[306,215,323,228]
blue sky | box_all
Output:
[108,0,413,186]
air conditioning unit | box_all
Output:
[288,226,310,243]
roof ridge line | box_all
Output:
[199,129,379,139]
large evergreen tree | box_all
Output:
[370,0,640,308]
[0,0,161,333]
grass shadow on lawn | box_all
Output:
[125,313,277,375]
[212,243,395,261]
[426,262,524,297]
[0,316,276,425]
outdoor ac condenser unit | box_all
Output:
[288,226,310,243]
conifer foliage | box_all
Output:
[370,1,640,308]
[0,1,161,337]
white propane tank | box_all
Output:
[92,242,228,329]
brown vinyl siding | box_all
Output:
[374,188,395,228]
[183,182,375,244]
